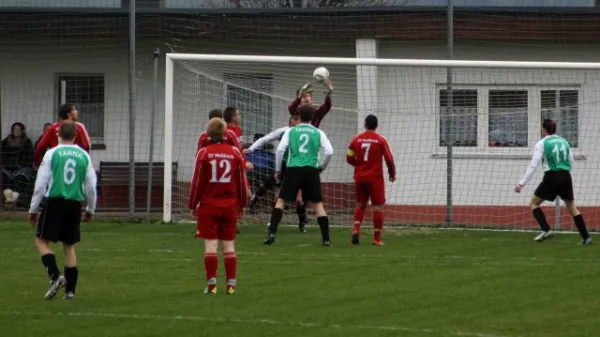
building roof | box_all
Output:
[1,9,599,42]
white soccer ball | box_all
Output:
[313,67,329,83]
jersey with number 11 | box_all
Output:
[542,135,572,171]
[43,144,92,201]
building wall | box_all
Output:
[378,41,600,207]
[0,38,358,190]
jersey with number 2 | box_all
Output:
[287,124,323,168]
[188,143,248,210]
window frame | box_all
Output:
[221,73,274,143]
[434,84,582,158]
[54,73,106,146]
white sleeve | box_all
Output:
[519,141,544,187]
[318,130,334,171]
[249,127,286,153]
[569,148,575,167]
[275,129,291,172]
[83,155,98,214]
[29,150,54,213]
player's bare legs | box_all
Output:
[203,239,219,294]
[35,238,66,300]
[529,196,555,242]
[221,240,237,294]
[62,244,78,299]
[564,200,592,245]
[312,201,331,246]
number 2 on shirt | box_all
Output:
[209,159,232,183]
[299,134,309,153]
[361,143,371,161]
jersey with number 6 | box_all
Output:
[188,143,248,210]
[346,131,396,179]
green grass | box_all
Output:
[1,221,599,337]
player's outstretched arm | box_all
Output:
[275,129,290,172]
[83,154,98,215]
[518,140,544,188]
[318,130,334,171]
[248,127,287,153]
[381,137,397,180]
[29,150,54,214]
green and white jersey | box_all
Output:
[519,135,574,187]
[29,144,97,214]
[275,123,333,171]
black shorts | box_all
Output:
[36,198,82,245]
[279,167,322,203]
[534,171,574,202]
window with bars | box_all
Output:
[439,89,478,147]
[541,90,579,147]
[488,90,528,148]
[56,74,105,143]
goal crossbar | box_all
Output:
[163,53,600,223]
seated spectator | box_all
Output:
[34,122,53,151]
[2,122,35,203]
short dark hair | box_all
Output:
[208,108,222,119]
[58,103,75,120]
[365,115,378,130]
[223,107,237,124]
[298,104,314,123]
[289,115,299,125]
[542,119,556,135]
[59,120,77,141]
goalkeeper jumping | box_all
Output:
[288,79,333,128]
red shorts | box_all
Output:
[196,204,238,241]
[354,177,385,206]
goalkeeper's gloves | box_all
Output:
[324,79,333,96]
[299,82,313,97]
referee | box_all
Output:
[29,121,97,300]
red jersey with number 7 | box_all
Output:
[188,144,248,210]
[346,131,396,180]
[34,121,91,168]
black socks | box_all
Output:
[64,266,78,294]
[317,216,330,242]
[532,208,551,232]
[41,254,60,281]
[268,208,284,235]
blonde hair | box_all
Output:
[207,117,227,140]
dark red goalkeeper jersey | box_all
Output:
[346,131,396,180]
[196,129,239,153]
[188,144,248,210]
[34,121,91,168]
[288,96,332,128]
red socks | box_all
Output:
[353,207,366,233]
[373,210,384,240]
[204,253,218,290]
[224,252,237,285]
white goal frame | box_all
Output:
[163,53,600,223]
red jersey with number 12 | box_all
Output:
[347,131,396,180]
[188,144,248,210]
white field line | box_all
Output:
[0,310,511,337]
[4,247,598,264]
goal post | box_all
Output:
[164,53,600,232]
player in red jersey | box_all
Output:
[288,79,333,128]
[196,108,238,153]
[346,115,396,246]
[34,104,91,168]
[188,118,248,295]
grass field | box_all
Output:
[1,220,599,337]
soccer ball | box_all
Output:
[313,67,329,83]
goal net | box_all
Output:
[165,54,600,232]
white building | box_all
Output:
[1,6,599,227]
